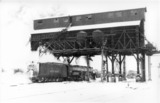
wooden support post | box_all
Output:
[101,38,107,82]
[136,53,141,82]
[66,57,71,81]
[141,52,146,82]
[118,54,123,81]
[111,52,116,82]
[106,54,109,82]
[135,27,141,82]
[101,47,104,82]
[67,57,70,65]
[123,55,126,80]
[119,55,122,74]
[86,55,90,82]
[137,53,140,74]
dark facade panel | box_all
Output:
[34,8,146,30]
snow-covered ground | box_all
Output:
[0,72,32,86]
[0,70,159,103]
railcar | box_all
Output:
[27,62,93,82]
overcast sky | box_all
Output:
[0,0,160,71]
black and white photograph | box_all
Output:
[0,0,160,103]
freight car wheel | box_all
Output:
[55,78,58,82]
[59,78,63,82]
[48,78,52,82]
[44,77,48,82]
[57,78,60,82]
[52,78,56,82]
[38,77,45,83]
[56,78,62,82]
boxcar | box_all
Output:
[28,62,93,82]
[38,62,68,82]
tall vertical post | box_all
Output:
[136,26,140,82]
[148,56,151,81]
[101,46,104,82]
[119,54,122,75]
[67,57,70,65]
[111,52,116,82]
[123,55,126,80]
[66,57,71,81]
[101,38,107,82]
[136,53,141,82]
[141,52,146,82]
[106,53,109,82]
[86,55,90,82]
[137,53,140,74]
[118,54,122,81]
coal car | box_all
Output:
[27,62,93,82]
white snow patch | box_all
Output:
[0,72,32,86]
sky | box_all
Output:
[0,0,160,71]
